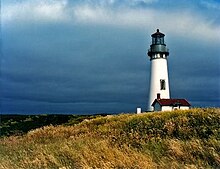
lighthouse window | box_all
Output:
[152,37,156,44]
[160,79,166,90]
[156,37,160,44]
[160,38,164,44]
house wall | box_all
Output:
[154,102,161,111]
[161,106,172,111]
[153,104,190,112]
[179,106,190,110]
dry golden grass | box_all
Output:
[0,108,219,168]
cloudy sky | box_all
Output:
[1,0,220,114]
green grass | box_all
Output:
[0,108,219,168]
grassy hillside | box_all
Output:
[0,108,219,168]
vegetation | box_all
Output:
[0,114,102,136]
[0,108,219,168]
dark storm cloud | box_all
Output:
[1,22,148,113]
[1,0,220,114]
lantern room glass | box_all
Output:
[152,36,164,45]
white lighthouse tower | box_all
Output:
[147,29,170,111]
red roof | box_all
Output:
[152,99,191,106]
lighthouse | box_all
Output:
[147,29,170,111]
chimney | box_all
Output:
[157,93,161,99]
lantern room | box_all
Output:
[151,29,165,45]
[148,29,169,58]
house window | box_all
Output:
[160,79,166,90]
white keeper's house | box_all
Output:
[151,94,191,111]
